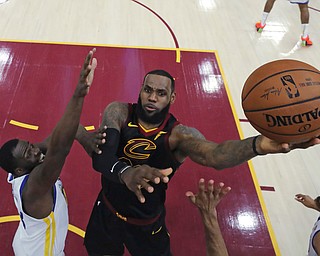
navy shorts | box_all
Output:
[84,191,172,256]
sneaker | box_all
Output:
[255,21,265,32]
[301,35,313,46]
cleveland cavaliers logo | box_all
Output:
[123,138,157,160]
[280,75,300,98]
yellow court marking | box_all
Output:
[9,120,39,130]
[68,224,85,238]
[175,49,181,63]
[9,120,94,132]
[0,38,219,65]
[84,125,95,131]
[0,215,85,238]
[0,215,20,222]
[0,38,217,54]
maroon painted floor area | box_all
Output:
[0,41,275,255]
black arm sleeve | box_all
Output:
[92,128,130,183]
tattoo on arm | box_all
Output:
[176,125,206,140]
[102,102,128,129]
[211,137,256,169]
[176,125,257,170]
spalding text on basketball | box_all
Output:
[264,107,320,128]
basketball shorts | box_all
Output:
[84,191,172,256]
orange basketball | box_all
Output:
[242,59,320,143]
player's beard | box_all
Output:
[136,97,170,125]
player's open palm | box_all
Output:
[186,179,231,216]
[76,48,97,96]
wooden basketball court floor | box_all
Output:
[0,1,320,255]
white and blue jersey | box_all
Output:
[8,173,68,256]
[308,216,320,256]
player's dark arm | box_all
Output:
[91,101,131,183]
[295,194,320,212]
[172,125,258,170]
[172,124,318,170]
[23,49,96,217]
[202,210,228,256]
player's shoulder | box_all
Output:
[104,102,129,115]
[103,102,129,126]
[106,101,128,109]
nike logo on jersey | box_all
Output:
[128,122,138,128]
[154,131,167,140]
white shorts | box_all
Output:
[289,0,309,4]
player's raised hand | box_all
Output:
[76,48,97,97]
[186,179,231,215]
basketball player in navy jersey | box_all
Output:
[77,69,320,256]
[0,49,97,256]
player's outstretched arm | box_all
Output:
[295,194,320,212]
[24,49,97,218]
[171,124,258,169]
[172,125,320,170]
[186,179,230,256]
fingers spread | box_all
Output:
[221,186,231,196]
[135,189,145,203]
[162,176,169,183]
[140,180,154,193]
[185,191,196,204]
[198,178,206,197]
[91,57,97,69]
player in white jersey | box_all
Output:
[0,48,97,256]
[295,194,320,256]
[8,174,68,256]
[255,0,312,46]
[308,217,320,256]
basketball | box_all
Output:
[242,59,320,143]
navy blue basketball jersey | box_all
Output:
[102,103,182,218]
[118,103,181,172]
